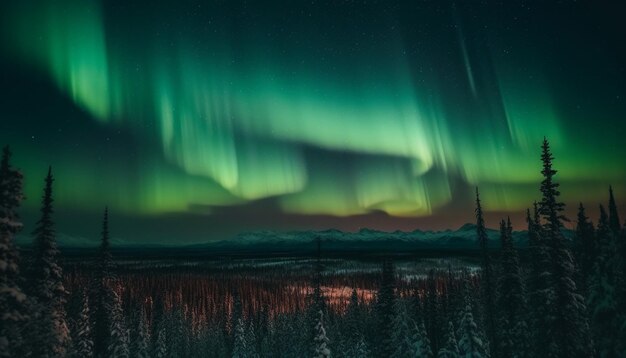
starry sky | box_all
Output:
[0,0,625,245]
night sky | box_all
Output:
[0,0,625,245]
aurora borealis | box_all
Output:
[0,0,625,244]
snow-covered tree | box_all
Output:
[108,287,129,357]
[0,146,29,357]
[71,292,93,357]
[232,317,248,358]
[588,206,619,357]
[496,218,529,357]
[374,260,395,357]
[153,326,167,358]
[437,321,459,358]
[245,320,259,358]
[457,300,489,358]
[474,188,498,353]
[314,310,331,358]
[413,320,433,358]
[29,167,71,357]
[93,207,116,356]
[390,300,415,358]
[131,307,150,358]
[538,138,593,357]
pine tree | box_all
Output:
[353,335,370,358]
[71,292,94,357]
[587,206,619,357]
[232,317,248,358]
[457,301,489,358]
[413,319,433,358]
[374,259,395,357]
[574,203,596,294]
[538,138,592,357]
[390,300,414,358]
[474,188,497,354]
[93,207,115,357]
[608,186,621,235]
[496,218,528,357]
[344,288,362,345]
[313,310,331,358]
[108,287,129,357]
[0,146,29,357]
[245,320,259,358]
[131,307,150,358]
[153,326,167,358]
[437,321,459,358]
[424,269,441,354]
[29,167,71,357]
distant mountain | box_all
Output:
[15,224,573,253]
[186,223,561,252]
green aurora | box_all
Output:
[0,0,624,243]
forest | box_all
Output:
[1,138,625,357]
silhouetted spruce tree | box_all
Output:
[608,186,621,235]
[526,202,554,357]
[587,205,619,356]
[538,138,592,357]
[93,208,115,357]
[474,188,497,355]
[374,259,396,357]
[29,166,71,357]
[0,146,29,357]
[574,203,596,295]
[496,218,529,357]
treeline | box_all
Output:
[1,138,625,357]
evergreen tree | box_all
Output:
[0,146,29,357]
[587,206,619,357]
[344,288,362,345]
[474,188,497,355]
[574,203,596,294]
[353,335,370,358]
[108,287,129,357]
[131,306,150,358]
[313,310,331,358]
[424,269,441,354]
[526,202,554,357]
[413,319,433,358]
[153,326,167,358]
[608,186,621,235]
[390,300,414,357]
[71,292,94,357]
[457,301,489,358]
[374,259,395,357]
[29,167,71,357]
[437,321,459,358]
[232,317,248,358]
[496,218,528,357]
[245,320,259,358]
[538,138,593,357]
[93,208,115,357]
